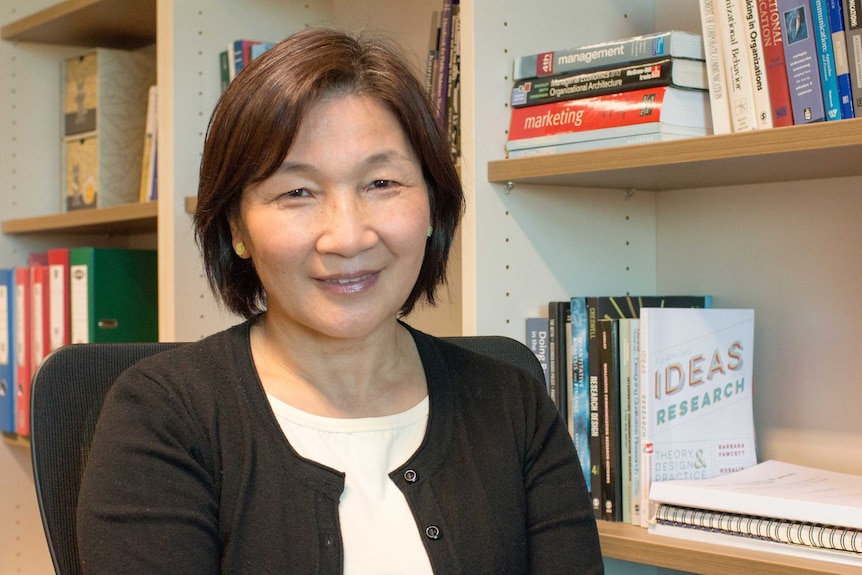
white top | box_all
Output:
[267,394,433,575]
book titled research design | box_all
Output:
[638,308,757,527]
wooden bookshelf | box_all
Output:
[598,522,860,575]
[1,202,157,235]
[487,118,862,191]
[0,0,156,49]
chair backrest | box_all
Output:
[30,336,544,575]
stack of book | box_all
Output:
[506,31,713,158]
[424,0,461,163]
[0,248,158,440]
[700,0,859,133]
[649,459,862,568]
[526,298,758,526]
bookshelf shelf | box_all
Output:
[1,202,157,235]
[487,118,862,190]
[0,0,156,49]
[598,522,860,575]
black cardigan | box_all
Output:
[77,321,603,574]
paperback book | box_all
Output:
[506,86,712,152]
[758,0,796,126]
[511,58,707,108]
[843,0,862,117]
[811,0,844,120]
[638,307,757,527]
[513,30,704,81]
[778,0,828,123]
[715,0,760,131]
[649,460,862,567]
[506,128,709,158]
[699,0,734,134]
[571,295,714,523]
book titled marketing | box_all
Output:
[506,86,712,152]
[637,307,757,527]
[513,31,704,81]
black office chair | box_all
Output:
[30,336,545,575]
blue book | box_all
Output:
[778,0,828,123]
[0,268,16,434]
[569,298,590,492]
[828,0,856,117]
[811,0,843,119]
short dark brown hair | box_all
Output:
[194,28,463,319]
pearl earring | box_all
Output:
[235,242,246,256]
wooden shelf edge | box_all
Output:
[598,521,860,575]
[1,0,156,49]
[488,118,862,190]
[1,201,158,235]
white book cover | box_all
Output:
[650,459,862,530]
[715,0,760,131]
[638,307,757,526]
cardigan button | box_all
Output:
[403,469,419,483]
[424,525,442,540]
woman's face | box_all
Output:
[231,94,431,340]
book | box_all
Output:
[47,248,71,352]
[424,10,441,95]
[649,460,862,565]
[446,0,461,162]
[227,39,262,81]
[69,248,159,344]
[572,295,714,523]
[511,58,708,108]
[525,316,550,391]
[811,0,844,119]
[547,301,570,419]
[778,0,828,123]
[30,260,51,377]
[843,0,862,117]
[569,297,590,493]
[618,317,635,525]
[829,0,857,117]
[506,86,712,152]
[14,267,31,437]
[219,49,230,92]
[716,0,761,131]
[699,0,734,134]
[742,0,775,128]
[138,84,158,202]
[0,268,15,435]
[249,42,275,61]
[432,0,455,131]
[625,318,643,526]
[598,318,622,521]
[638,307,757,529]
[758,0,796,126]
[512,30,705,81]
[506,126,710,158]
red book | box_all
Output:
[758,0,794,126]
[506,86,711,151]
[48,248,71,351]
[14,267,31,437]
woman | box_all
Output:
[77,28,603,574]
